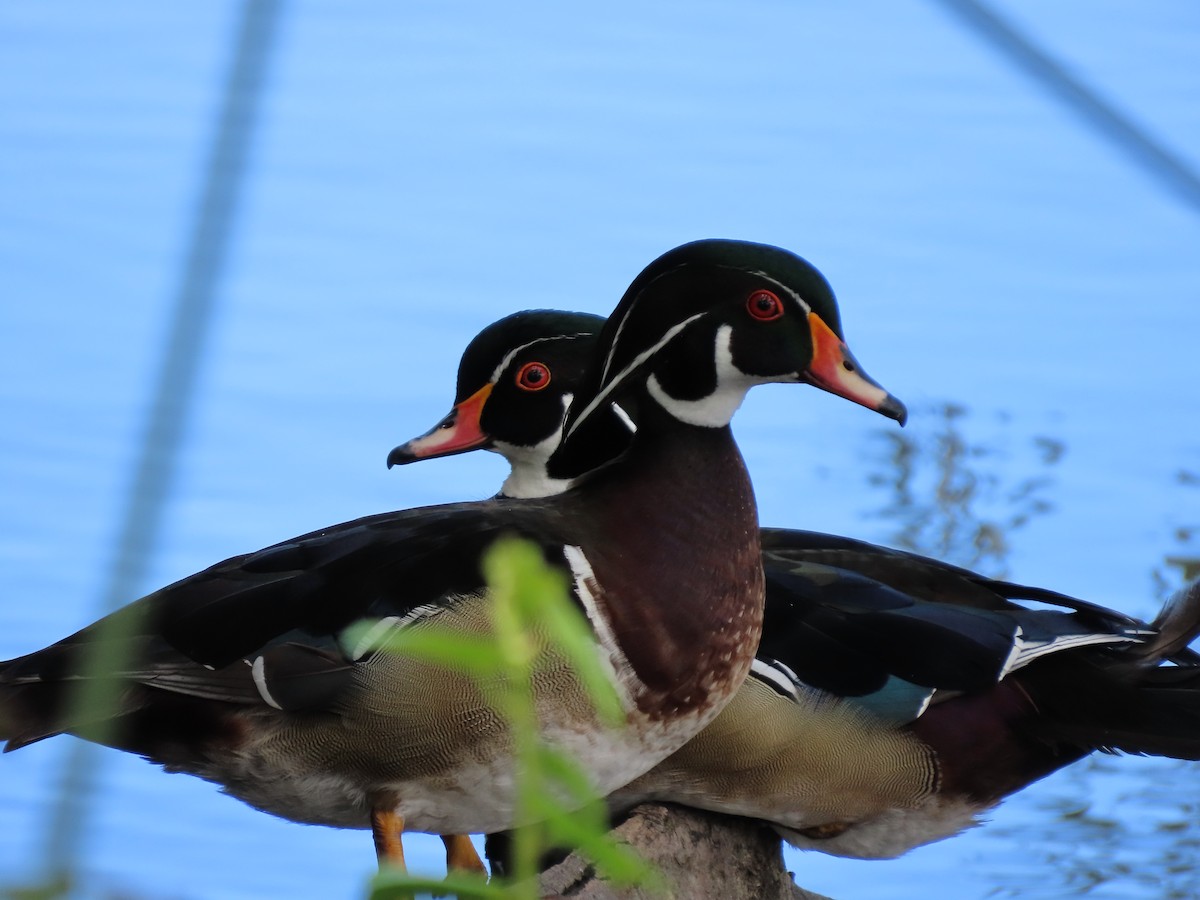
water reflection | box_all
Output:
[856,403,1200,898]
[983,757,1200,899]
[1154,466,1200,598]
[864,402,1065,576]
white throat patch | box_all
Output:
[496,396,637,499]
[645,325,764,428]
[495,393,574,499]
[569,312,705,440]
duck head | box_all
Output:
[548,239,906,480]
[387,310,619,498]
[390,240,906,492]
[389,311,613,497]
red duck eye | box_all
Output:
[746,290,784,321]
[515,361,552,391]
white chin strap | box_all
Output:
[644,325,759,428]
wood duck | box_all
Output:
[0,240,906,872]
[390,309,1200,862]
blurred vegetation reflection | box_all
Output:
[1155,466,1200,599]
[865,402,1065,577]
[983,756,1200,899]
[862,401,1200,897]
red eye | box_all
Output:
[746,290,784,321]
[515,361,552,391]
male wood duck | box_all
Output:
[390,309,1200,862]
[0,240,906,872]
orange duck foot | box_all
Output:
[441,833,487,874]
[371,808,407,870]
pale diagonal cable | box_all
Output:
[40,0,285,884]
[933,0,1200,213]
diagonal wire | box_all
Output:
[932,0,1200,214]
[41,0,285,884]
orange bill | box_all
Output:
[386,382,494,467]
[805,313,907,425]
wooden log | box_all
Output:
[537,803,833,900]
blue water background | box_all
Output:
[1,2,1198,897]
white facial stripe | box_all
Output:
[739,270,816,319]
[599,259,810,377]
[590,265,812,431]
[600,290,643,384]
[599,265,707,383]
[644,324,765,428]
[488,332,592,384]
[569,312,705,438]
[563,545,635,708]
[747,270,812,316]
[611,402,636,433]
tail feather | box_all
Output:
[1102,668,1200,759]
[1025,655,1200,760]
[1141,578,1200,663]
[0,641,151,752]
[0,667,152,752]
[0,671,72,751]
[0,637,207,754]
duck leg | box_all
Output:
[440,834,487,874]
[371,807,407,869]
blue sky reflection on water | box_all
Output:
[1,2,1198,898]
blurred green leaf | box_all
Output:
[535,586,625,727]
[360,535,656,899]
[345,619,506,677]
[369,868,494,899]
